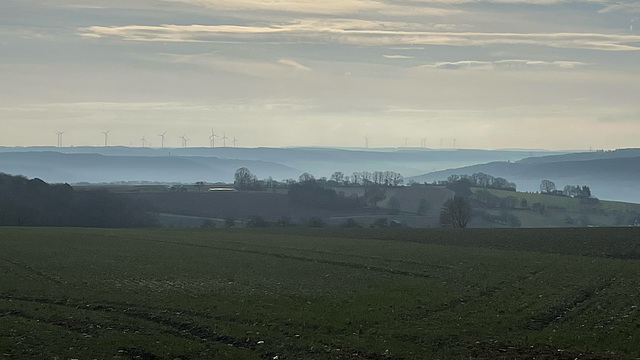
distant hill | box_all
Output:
[0,146,568,182]
[407,149,640,203]
[0,152,300,184]
[0,173,156,227]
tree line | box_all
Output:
[0,173,157,227]
[233,167,404,191]
[445,173,517,191]
[539,180,592,199]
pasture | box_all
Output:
[1,227,640,359]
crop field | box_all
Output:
[1,227,640,359]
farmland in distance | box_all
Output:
[1,227,640,359]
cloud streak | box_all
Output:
[82,21,640,51]
[420,59,590,70]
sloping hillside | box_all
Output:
[408,150,640,203]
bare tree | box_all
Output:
[440,196,471,228]
[234,167,258,190]
[540,179,556,193]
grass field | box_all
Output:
[1,227,640,359]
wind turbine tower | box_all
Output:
[209,130,218,148]
[101,130,110,147]
[140,135,146,148]
[158,132,166,148]
[179,134,188,148]
[233,137,238,148]
[453,138,457,149]
[221,132,229,147]
[56,131,64,148]
[363,136,369,148]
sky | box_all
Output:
[0,0,639,150]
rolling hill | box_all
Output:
[408,149,640,203]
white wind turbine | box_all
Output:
[232,136,238,148]
[101,130,110,147]
[363,136,369,148]
[140,135,147,148]
[56,131,64,148]
[179,134,188,148]
[158,132,166,148]
[209,129,218,148]
[220,132,229,147]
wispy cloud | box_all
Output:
[383,54,415,59]
[420,59,590,70]
[82,21,640,51]
[160,0,460,16]
[278,58,313,71]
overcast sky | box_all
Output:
[1,0,638,149]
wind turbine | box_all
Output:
[363,136,369,148]
[140,135,146,148]
[453,138,457,149]
[220,132,229,147]
[101,130,110,147]
[209,129,218,148]
[179,134,188,148]
[56,131,64,148]
[404,137,408,147]
[421,138,427,148]
[158,132,166,148]
[232,137,238,148]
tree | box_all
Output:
[439,196,472,228]
[225,218,236,228]
[540,180,556,193]
[299,172,315,183]
[577,185,591,199]
[417,198,430,215]
[330,171,345,184]
[563,185,578,197]
[234,167,259,190]
[364,186,386,207]
[446,178,473,198]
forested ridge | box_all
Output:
[0,173,157,227]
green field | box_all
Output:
[2,227,640,359]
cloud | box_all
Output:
[160,0,460,16]
[383,54,415,59]
[598,2,640,14]
[420,59,590,70]
[278,58,312,71]
[82,21,640,51]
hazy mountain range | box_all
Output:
[0,146,563,183]
[0,146,638,203]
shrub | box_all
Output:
[341,218,362,228]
